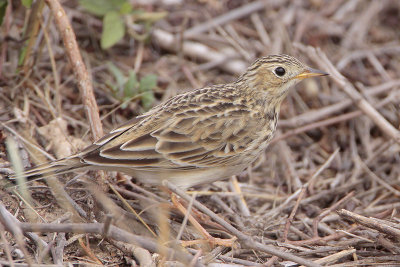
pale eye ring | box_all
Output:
[274,67,286,76]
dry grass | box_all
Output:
[1,0,400,266]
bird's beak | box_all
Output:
[295,67,329,80]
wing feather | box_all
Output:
[121,134,158,151]
[80,86,265,170]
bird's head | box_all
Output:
[236,54,328,105]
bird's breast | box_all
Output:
[243,110,278,156]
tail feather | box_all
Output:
[8,157,86,182]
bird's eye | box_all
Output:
[274,67,286,77]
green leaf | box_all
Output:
[18,46,27,66]
[139,74,157,92]
[0,0,7,26]
[141,91,155,110]
[120,102,128,109]
[79,0,115,16]
[131,9,144,16]
[105,81,118,95]
[124,71,138,97]
[21,0,32,8]
[101,11,125,49]
[139,74,157,110]
[107,62,125,91]
[119,1,132,15]
[110,0,127,9]
[134,11,168,23]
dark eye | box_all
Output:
[274,67,286,76]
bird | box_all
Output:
[9,54,328,188]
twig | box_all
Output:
[279,79,400,128]
[91,182,157,238]
[337,45,400,70]
[0,0,11,79]
[0,223,16,267]
[175,192,196,242]
[265,255,278,267]
[337,209,400,241]
[0,204,34,265]
[336,230,374,243]
[22,0,44,74]
[267,149,339,218]
[312,248,356,266]
[189,249,203,267]
[0,261,61,267]
[251,13,271,46]
[294,44,400,144]
[152,29,247,75]
[284,187,307,242]
[183,1,268,38]
[114,186,161,206]
[1,218,203,267]
[273,110,362,144]
[163,181,322,267]
[43,0,106,190]
[341,1,384,48]
[53,232,66,265]
[78,237,102,264]
[289,225,359,246]
[229,176,251,216]
[312,191,355,238]
[377,235,400,254]
[210,195,245,230]
[277,139,302,190]
[43,0,103,140]
[367,53,391,81]
[102,215,112,236]
[109,240,156,267]
[358,157,400,197]
[274,91,397,144]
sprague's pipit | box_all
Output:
[10,54,328,188]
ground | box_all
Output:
[1,0,400,266]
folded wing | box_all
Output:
[82,90,259,171]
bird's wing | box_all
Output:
[82,87,263,170]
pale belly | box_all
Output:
[120,163,249,188]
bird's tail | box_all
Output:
[8,157,86,182]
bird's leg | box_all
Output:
[170,193,237,248]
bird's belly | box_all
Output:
[123,164,248,189]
